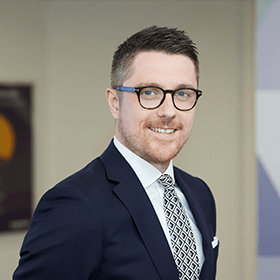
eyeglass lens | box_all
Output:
[139,87,197,110]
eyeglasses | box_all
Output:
[114,86,202,111]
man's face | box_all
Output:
[107,51,198,172]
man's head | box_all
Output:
[111,25,199,88]
[107,26,200,172]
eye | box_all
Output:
[142,90,155,96]
[175,90,193,100]
[176,91,189,97]
[140,87,162,99]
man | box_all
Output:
[13,26,219,280]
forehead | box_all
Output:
[125,51,197,88]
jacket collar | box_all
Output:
[100,141,179,280]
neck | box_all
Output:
[147,160,170,174]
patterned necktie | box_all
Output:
[158,174,200,280]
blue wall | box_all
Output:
[257,0,280,278]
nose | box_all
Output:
[156,93,176,119]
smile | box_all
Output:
[149,127,176,134]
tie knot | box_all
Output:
[157,174,174,188]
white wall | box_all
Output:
[0,1,256,280]
[0,1,47,278]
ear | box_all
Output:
[106,87,120,120]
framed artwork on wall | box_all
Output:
[0,84,32,231]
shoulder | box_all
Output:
[56,156,106,188]
[35,157,106,222]
[27,157,108,250]
[16,160,105,280]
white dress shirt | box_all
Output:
[113,137,205,269]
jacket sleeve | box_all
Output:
[13,185,103,280]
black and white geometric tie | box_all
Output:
[158,174,200,280]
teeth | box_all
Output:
[150,127,175,134]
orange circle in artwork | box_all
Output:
[0,113,16,161]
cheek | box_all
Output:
[181,113,195,135]
[124,106,149,130]
[119,106,142,134]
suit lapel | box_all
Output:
[100,141,179,280]
[174,170,214,278]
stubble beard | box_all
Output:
[116,118,190,168]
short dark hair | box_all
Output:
[111,25,199,88]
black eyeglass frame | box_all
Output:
[114,86,202,111]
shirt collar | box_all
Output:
[113,136,174,188]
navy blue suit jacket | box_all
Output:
[13,141,219,280]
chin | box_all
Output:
[144,144,182,164]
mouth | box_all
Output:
[149,127,176,134]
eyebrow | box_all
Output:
[176,83,197,89]
[134,82,197,89]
